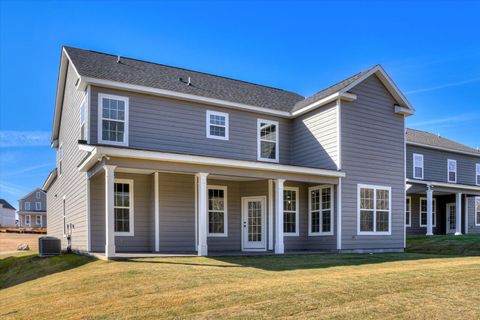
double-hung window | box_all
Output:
[476,164,480,186]
[114,180,134,236]
[208,186,228,236]
[309,186,333,236]
[358,184,391,235]
[257,119,279,162]
[448,159,457,183]
[476,197,480,226]
[25,215,31,227]
[98,93,129,146]
[283,187,299,236]
[405,197,411,227]
[420,197,437,227]
[413,153,424,179]
[206,110,229,140]
[36,215,42,226]
[35,202,41,210]
[36,192,41,199]
[24,202,30,211]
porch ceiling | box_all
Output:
[407,179,480,196]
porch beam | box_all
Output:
[197,172,209,256]
[426,186,433,236]
[104,165,117,258]
[275,179,285,254]
[455,193,462,235]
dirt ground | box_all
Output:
[0,233,42,252]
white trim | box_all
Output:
[113,178,134,236]
[336,179,342,250]
[357,184,392,236]
[406,178,480,192]
[154,172,160,251]
[268,180,274,250]
[257,119,279,163]
[207,185,228,237]
[405,196,411,227]
[308,185,334,236]
[291,92,356,117]
[420,197,437,227]
[86,175,91,252]
[447,159,457,183]
[406,141,480,158]
[62,196,66,237]
[476,164,480,186]
[86,85,92,144]
[336,99,342,170]
[283,186,299,236]
[194,175,198,248]
[206,110,229,140]
[36,215,42,226]
[58,143,63,177]
[241,196,267,252]
[25,214,31,227]
[97,93,129,147]
[413,153,424,180]
[475,197,480,227]
[78,145,346,178]
[80,93,87,140]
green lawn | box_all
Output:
[1,236,480,319]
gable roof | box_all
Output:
[0,199,16,210]
[406,128,480,157]
[19,188,46,201]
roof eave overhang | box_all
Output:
[406,178,480,192]
[42,170,58,191]
[406,141,480,158]
[78,144,346,179]
[290,92,357,117]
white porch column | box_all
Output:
[275,179,285,254]
[455,193,463,236]
[268,180,274,251]
[197,173,209,256]
[154,172,160,252]
[426,186,433,236]
[104,165,117,258]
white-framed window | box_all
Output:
[405,196,411,227]
[357,184,391,235]
[36,191,41,199]
[413,153,424,179]
[309,185,333,236]
[207,186,228,237]
[25,215,31,227]
[36,215,42,226]
[35,202,41,210]
[420,197,437,227]
[447,159,457,183]
[58,144,63,176]
[114,179,134,236]
[80,96,86,140]
[98,93,129,146]
[475,197,480,226]
[206,110,229,140]
[257,119,279,162]
[476,164,480,186]
[24,202,30,211]
[284,187,299,236]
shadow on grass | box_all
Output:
[0,253,95,289]
[406,234,480,256]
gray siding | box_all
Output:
[340,75,405,250]
[406,194,444,235]
[18,213,47,228]
[18,189,46,213]
[407,145,479,186]
[467,196,480,234]
[292,102,338,170]
[47,63,89,251]
[89,87,292,164]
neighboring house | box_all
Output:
[17,188,47,228]
[42,46,476,260]
[0,199,16,227]
[405,129,480,236]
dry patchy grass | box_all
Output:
[0,233,42,252]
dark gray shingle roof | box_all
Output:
[65,46,305,112]
[0,199,16,210]
[406,128,480,155]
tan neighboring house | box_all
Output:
[0,199,16,227]
[17,188,47,228]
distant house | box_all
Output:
[0,199,16,227]
[17,188,47,228]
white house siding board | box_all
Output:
[340,75,405,250]
[47,63,88,251]
[291,102,338,170]
[89,86,292,164]
[0,207,16,227]
[407,145,479,186]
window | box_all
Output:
[284,187,299,236]
[207,186,228,236]
[476,197,480,226]
[413,153,424,179]
[25,215,31,227]
[257,119,279,162]
[448,159,457,183]
[35,202,41,210]
[420,197,437,227]
[309,186,333,235]
[58,144,63,176]
[24,202,30,211]
[476,164,480,186]
[36,215,42,226]
[36,191,41,199]
[358,184,391,235]
[80,98,86,140]
[98,93,129,146]
[206,110,229,140]
[405,197,411,227]
[114,180,134,236]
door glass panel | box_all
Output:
[449,205,456,231]
[248,200,262,242]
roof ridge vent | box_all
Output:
[179,77,192,86]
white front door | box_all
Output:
[446,203,456,234]
[242,196,267,251]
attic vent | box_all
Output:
[117,55,121,63]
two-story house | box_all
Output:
[405,129,480,235]
[43,46,417,259]
[17,188,47,228]
[0,199,16,227]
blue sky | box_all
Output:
[1,0,479,209]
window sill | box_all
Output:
[357,232,391,236]
[308,232,334,236]
[257,157,279,163]
[284,233,299,237]
[114,232,134,237]
[206,135,229,141]
[98,140,129,147]
[208,233,228,237]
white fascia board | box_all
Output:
[79,77,292,118]
[406,178,480,192]
[406,141,480,158]
[395,105,414,116]
[42,171,58,191]
[291,92,357,117]
[78,144,346,178]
